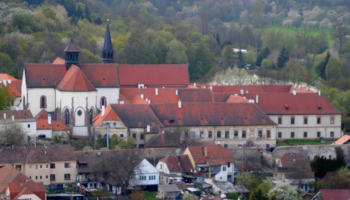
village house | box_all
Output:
[0,110,37,140]
[5,182,46,200]
[0,165,33,199]
[0,74,22,110]
[35,109,70,139]
[0,143,77,186]
[312,189,350,200]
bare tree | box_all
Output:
[164,127,200,148]
[97,150,143,196]
[0,119,27,147]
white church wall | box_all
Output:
[27,88,56,117]
[96,88,120,109]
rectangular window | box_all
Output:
[331,132,334,137]
[200,131,204,138]
[15,165,21,171]
[132,134,136,139]
[242,131,246,138]
[149,175,156,180]
[185,132,188,137]
[27,124,30,128]
[64,174,70,180]
[64,163,71,168]
[304,132,307,138]
[225,131,229,138]
[291,117,295,124]
[317,132,321,137]
[50,174,55,181]
[40,176,42,179]
[291,132,295,138]
[330,117,334,124]
[258,130,262,138]
[36,176,38,180]
[329,155,332,159]
[278,132,282,138]
[36,165,38,169]
[208,131,212,138]
[40,165,42,169]
[234,131,238,138]
[50,163,55,169]
[139,176,147,181]
[304,117,308,124]
[46,175,48,179]
[29,176,31,179]
[140,134,144,140]
[267,130,271,138]
[278,117,282,124]
[46,165,48,169]
[217,131,221,138]
[138,144,144,148]
[228,163,230,168]
[223,167,226,171]
[317,117,321,124]
[29,165,32,169]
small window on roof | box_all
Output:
[168,119,174,124]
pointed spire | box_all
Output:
[64,39,80,52]
[102,20,114,63]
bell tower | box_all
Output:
[102,20,113,63]
[64,39,79,70]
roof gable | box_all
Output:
[226,95,249,103]
[8,182,46,200]
[160,155,193,173]
[0,165,32,193]
[56,65,96,92]
[93,105,121,126]
[52,57,65,64]
[25,64,66,88]
[0,110,34,120]
[319,189,350,200]
[187,146,234,164]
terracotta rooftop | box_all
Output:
[56,65,96,92]
[333,135,350,145]
[52,57,65,64]
[36,119,69,131]
[8,182,46,200]
[178,89,214,102]
[64,39,79,52]
[0,110,34,120]
[318,189,350,200]
[226,95,249,103]
[0,74,18,81]
[93,104,121,126]
[80,64,120,87]
[35,109,49,120]
[186,145,234,164]
[131,94,148,104]
[0,165,32,194]
[159,155,193,173]
[118,64,189,86]
[278,153,314,179]
[120,88,179,104]
[25,64,66,88]
[150,102,275,126]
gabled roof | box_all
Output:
[333,135,350,145]
[64,39,79,52]
[131,95,148,104]
[178,89,214,102]
[0,165,32,194]
[120,88,179,104]
[56,65,96,92]
[5,80,21,97]
[186,145,234,165]
[150,102,275,126]
[159,155,193,173]
[226,95,249,103]
[80,64,119,87]
[318,189,350,200]
[213,93,231,102]
[36,119,69,131]
[52,57,65,64]
[0,110,34,120]
[118,64,189,86]
[25,64,66,88]
[110,104,164,128]
[0,74,18,82]
[35,109,48,120]
[0,144,77,164]
[278,153,314,179]
[93,104,121,126]
[8,182,46,200]
[245,93,342,115]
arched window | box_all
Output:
[89,108,93,125]
[100,97,107,108]
[65,109,70,125]
[40,96,46,108]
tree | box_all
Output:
[333,22,348,56]
[251,0,265,28]
[325,57,340,82]
[315,51,330,78]
[249,191,256,200]
[236,172,254,189]
[258,182,273,197]
[151,37,169,64]
[258,189,263,200]
[0,84,15,110]
[222,45,234,68]
[183,193,199,200]
[163,127,200,148]
[12,13,35,32]
[238,48,243,68]
[277,47,289,68]
[256,47,270,66]
[269,194,277,200]
[0,119,27,147]
[311,147,346,178]
[130,191,144,200]
[216,33,221,45]
[214,67,252,85]
[92,189,110,199]
[268,183,297,200]
[0,53,13,76]
[320,167,350,189]
[166,39,188,64]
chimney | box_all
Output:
[204,147,208,157]
[3,79,6,86]
[147,125,150,132]
[318,90,321,97]
[4,113,6,120]
[44,151,47,155]
[16,107,18,111]
[256,94,259,104]
[146,98,148,102]
[193,83,196,87]
[48,114,51,125]
[102,105,105,117]
[307,87,309,91]
[155,88,158,96]
[294,84,297,88]
[12,115,14,122]
[175,90,178,96]
[5,144,11,149]
[178,100,182,109]
[140,94,144,99]
[148,100,151,104]
[23,144,26,149]
[240,89,244,95]
[210,86,212,91]
[8,79,11,85]
[293,89,296,96]
[299,85,301,90]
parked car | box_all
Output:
[234,169,239,175]
[245,64,255,70]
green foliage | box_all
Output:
[311,147,346,178]
[91,13,102,25]
[315,51,330,78]
[249,191,256,200]
[277,47,289,68]
[261,59,272,69]
[256,48,269,66]
[0,84,15,110]
[268,183,297,200]
[236,172,254,190]
[166,39,188,64]
[0,53,13,74]
[42,7,57,19]
[222,45,234,68]
[269,194,277,200]
[257,182,272,196]
[183,193,199,200]
[226,192,238,200]
[12,13,35,32]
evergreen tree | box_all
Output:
[76,6,83,19]
[64,0,75,17]
[216,33,221,45]
[256,47,269,66]
[85,6,92,22]
[238,48,243,68]
[315,51,330,79]
[277,47,289,68]
[249,191,256,200]
[258,189,263,200]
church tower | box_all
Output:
[102,22,113,63]
[64,39,79,70]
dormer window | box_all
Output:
[168,119,174,124]
[138,82,145,88]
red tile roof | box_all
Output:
[160,155,193,173]
[120,88,179,104]
[118,64,189,86]
[52,57,65,64]
[0,74,21,97]
[0,110,34,120]
[25,64,66,88]
[0,165,32,194]
[35,109,48,120]
[56,65,96,92]
[8,182,46,200]
[289,84,316,93]
[226,95,249,103]
[278,153,314,179]
[80,64,120,87]
[93,104,121,126]
[245,93,341,115]
[131,95,148,104]
[64,39,79,52]
[187,145,234,164]
[150,102,275,126]
[319,189,350,200]
[178,89,214,102]
[333,135,350,145]
[0,74,18,81]
[36,119,69,131]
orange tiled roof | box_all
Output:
[0,165,32,193]
[93,104,121,126]
[36,119,69,131]
[226,95,249,103]
[187,145,234,164]
[8,182,46,200]
[52,57,65,64]
[56,65,96,92]
[131,94,148,104]
[35,109,49,120]
[333,135,350,145]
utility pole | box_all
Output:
[107,123,110,149]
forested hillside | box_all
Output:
[1,0,350,128]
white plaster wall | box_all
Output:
[17,194,41,200]
[133,159,159,186]
[214,165,228,182]
[270,114,342,139]
[27,88,56,117]
[156,161,171,174]
[96,88,120,109]
[36,129,53,138]
[21,121,37,135]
